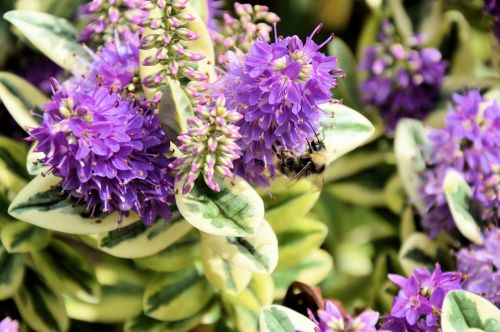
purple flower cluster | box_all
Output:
[215,24,342,186]
[456,227,500,306]
[82,31,140,93]
[206,0,225,31]
[484,0,500,44]
[308,300,379,332]
[30,78,174,225]
[209,2,280,64]
[171,96,242,194]
[359,21,446,131]
[0,317,18,332]
[420,91,500,237]
[382,264,461,331]
[79,0,148,43]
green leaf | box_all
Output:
[32,239,100,302]
[0,243,24,300]
[384,175,405,214]
[188,0,209,23]
[223,273,274,314]
[176,176,264,237]
[158,78,194,143]
[65,283,144,323]
[328,38,361,109]
[200,220,278,274]
[265,179,320,233]
[400,206,416,242]
[15,0,83,19]
[394,119,428,213]
[9,174,138,234]
[324,149,387,183]
[3,10,87,71]
[441,290,500,332]
[319,103,375,165]
[135,231,199,272]
[0,136,30,176]
[0,72,46,132]
[259,305,316,332]
[443,170,482,245]
[143,267,214,321]
[200,234,252,295]
[276,216,328,269]
[388,0,413,39]
[96,212,192,258]
[14,267,69,332]
[398,232,438,275]
[272,249,333,299]
[327,181,387,207]
[1,221,51,253]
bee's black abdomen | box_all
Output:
[312,163,325,174]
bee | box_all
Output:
[274,131,327,186]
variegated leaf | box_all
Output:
[0,72,45,132]
[9,174,138,234]
[273,249,332,299]
[143,267,214,321]
[200,220,278,274]
[443,170,482,245]
[14,268,69,332]
[176,177,264,237]
[223,273,274,314]
[158,78,194,143]
[96,211,192,258]
[0,243,24,300]
[276,216,328,269]
[319,103,375,165]
[26,143,46,176]
[200,234,252,295]
[3,10,87,71]
[32,239,100,302]
[441,290,500,332]
[64,283,143,323]
[135,232,199,272]
[394,119,428,213]
[398,232,438,275]
[259,305,317,332]
[0,221,51,253]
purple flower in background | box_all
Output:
[79,0,148,43]
[383,264,462,331]
[84,31,140,92]
[420,90,500,237]
[484,0,500,44]
[30,78,174,225]
[171,96,242,194]
[0,317,18,332]
[308,300,379,332]
[456,227,500,306]
[23,58,63,93]
[359,20,446,131]
[206,0,225,31]
[215,24,342,186]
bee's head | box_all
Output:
[310,139,325,152]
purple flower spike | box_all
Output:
[383,264,462,331]
[79,0,148,43]
[484,0,500,45]
[359,20,446,131]
[171,96,242,194]
[0,317,19,332]
[30,78,174,225]
[308,300,379,332]
[456,227,500,306]
[215,24,343,186]
[420,90,500,237]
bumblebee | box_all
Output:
[275,136,327,181]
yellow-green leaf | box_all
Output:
[399,232,438,275]
[1,221,51,253]
[0,243,24,300]
[223,273,274,314]
[259,305,316,332]
[9,174,138,234]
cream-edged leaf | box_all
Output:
[223,273,274,314]
[8,174,138,234]
[398,232,438,275]
[0,244,24,300]
[1,221,51,253]
[443,170,483,245]
[200,220,278,274]
[176,177,264,237]
[3,10,87,71]
[319,103,375,165]
[259,305,317,332]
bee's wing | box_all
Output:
[285,161,312,188]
